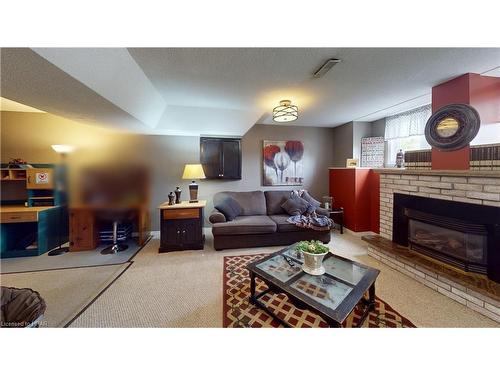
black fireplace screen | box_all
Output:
[408,219,487,265]
[405,207,488,273]
[393,193,500,282]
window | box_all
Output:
[384,104,431,166]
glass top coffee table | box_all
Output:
[246,244,380,327]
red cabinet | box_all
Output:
[329,168,379,233]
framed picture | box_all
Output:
[263,140,304,186]
[346,158,358,168]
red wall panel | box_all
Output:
[329,168,356,230]
[329,168,379,233]
[354,169,371,232]
[431,73,500,170]
[431,147,470,170]
[469,74,500,124]
[432,74,471,113]
[431,74,471,170]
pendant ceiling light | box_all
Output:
[273,100,298,123]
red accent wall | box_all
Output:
[469,74,500,124]
[329,168,356,229]
[432,74,471,112]
[431,74,472,170]
[431,73,500,170]
[329,168,379,233]
[431,147,470,170]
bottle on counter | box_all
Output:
[168,192,175,205]
[174,186,182,204]
[396,149,404,168]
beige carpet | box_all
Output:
[0,263,129,327]
[69,230,499,328]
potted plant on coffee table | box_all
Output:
[295,240,330,275]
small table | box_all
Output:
[329,207,344,234]
[158,200,206,252]
[247,244,380,327]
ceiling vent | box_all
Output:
[313,58,341,78]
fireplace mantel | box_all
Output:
[373,168,500,178]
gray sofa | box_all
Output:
[209,190,331,250]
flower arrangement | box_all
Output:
[295,240,329,255]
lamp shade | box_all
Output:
[51,144,75,154]
[273,100,298,123]
[182,164,206,179]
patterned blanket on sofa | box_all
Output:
[286,212,333,231]
[286,190,333,231]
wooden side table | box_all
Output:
[158,200,206,252]
[329,207,344,234]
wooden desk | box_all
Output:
[69,204,150,251]
[0,205,65,258]
[0,205,56,223]
[158,200,206,252]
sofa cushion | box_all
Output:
[281,194,309,216]
[214,196,242,221]
[264,190,293,215]
[212,215,277,236]
[213,191,267,216]
[302,191,321,208]
[269,215,308,233]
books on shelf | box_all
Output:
[404,144,500,170]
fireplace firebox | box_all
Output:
[392,194,500,282]
[406,209,488,273]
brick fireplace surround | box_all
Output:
[365,169,500,324]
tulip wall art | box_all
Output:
[262,140,304,186]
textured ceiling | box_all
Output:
[1,48,499,136]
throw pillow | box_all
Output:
[215,197,242,221]
[304,203,316,215]
[302,191,321,209]
[281,194,309,216]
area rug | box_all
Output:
[0,236,151,274]
[223,254,416,328]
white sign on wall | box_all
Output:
[361,136,385,168]
[35,172,49,184]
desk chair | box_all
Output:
[96,209,133,255]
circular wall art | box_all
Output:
[425,103,480,151]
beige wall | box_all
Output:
[1,111,335,229]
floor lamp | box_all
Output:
[48,144,74,256]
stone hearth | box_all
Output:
[364,235,500,323]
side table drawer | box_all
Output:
[1,211,38,223]
[163,208,199,220]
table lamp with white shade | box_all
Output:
[182,164,206,202]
